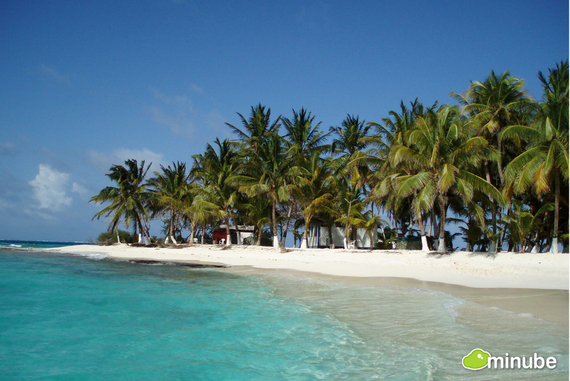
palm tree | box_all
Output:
[185,187,219,245]
[192,138,240,246]
[282,108,330,161]
[90,159,152,243]
[370,99,435,150]
[501,60,569,253]
[242,196,272,245]
[327,115,374,248]
[392,105,504,253]
[330,115,372,191]
[452,70,530,182]
[226,104,280,153]
[333,172,367,249]
[235,133,297,248]
[452,70,531,250]
[499,199,540,252]
[281,108,330,246]
[227,104,287,246]
[330,115,372,157]
[147,162,191,244]
[369,100,437,250]
[352,210,386,251]
[290,153,335,248]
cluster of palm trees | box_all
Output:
[91,61,568,253]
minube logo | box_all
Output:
[462,348,557,370]
[462,348,490,370]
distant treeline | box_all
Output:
[91,61,569,253]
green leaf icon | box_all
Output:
[462,348,490,370]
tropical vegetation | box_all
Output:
[91,62,569,253]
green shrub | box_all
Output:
[97,230,136,245]
[243,236,256,245]
[396,236,421,250]
[377,227,397,249]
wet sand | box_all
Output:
[48,244,569,327]
[232,268,569,327]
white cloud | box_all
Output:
[24,207,56,221]
[148,88,230,143]
[206,111,231,138]
[0,142,17,156]
[149,106,196,140]
[190,84,204,94]
[149,89,198,139]
[87,148,166,174]
[152,89,194,110]
[0,198,15,210]
[38,64,72,85]
[71,182,88,195]
[29,164,72,212]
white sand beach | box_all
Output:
[50,244,568,289]
[49,244,569,326]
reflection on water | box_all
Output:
[0,250,567,380]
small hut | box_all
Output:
[212,225,255,245]
[306,223,377,249]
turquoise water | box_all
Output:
[0,249,567,380]
[0,240,87,250]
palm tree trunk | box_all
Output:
[301,212,313,249]
[134,221,141,243]
[503,205,513,251]
[139,221,147,244]
[140,217,150,244]
[270,199,281,248]
[280,204,294,247]
[495,141,506,251]
[189,221,197,244]
[169,210,174,240]
[531,232,540,253]
[344,199,352,249]
[417,213,430,252]
[344,224,352,250]
[550,173,560,253]
[430,209,436,237]
[496,139,505,185]
[225,216,231,246]
[256,222,263,246]
[437,192,447,254]
[169,209,178,245]
[271,199,279,248]
[301,220,309,249]
[484,164,498,253]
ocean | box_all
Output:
[0,240,88,250]
[0,242,567,380]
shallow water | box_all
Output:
[0,250,567,380]
[0,240,86,250]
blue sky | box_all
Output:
[0,0,567,242]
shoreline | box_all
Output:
[47,244,569,326]
[237,268,569,327]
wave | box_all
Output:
[0,240,88,250]
[68,252,108,261]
